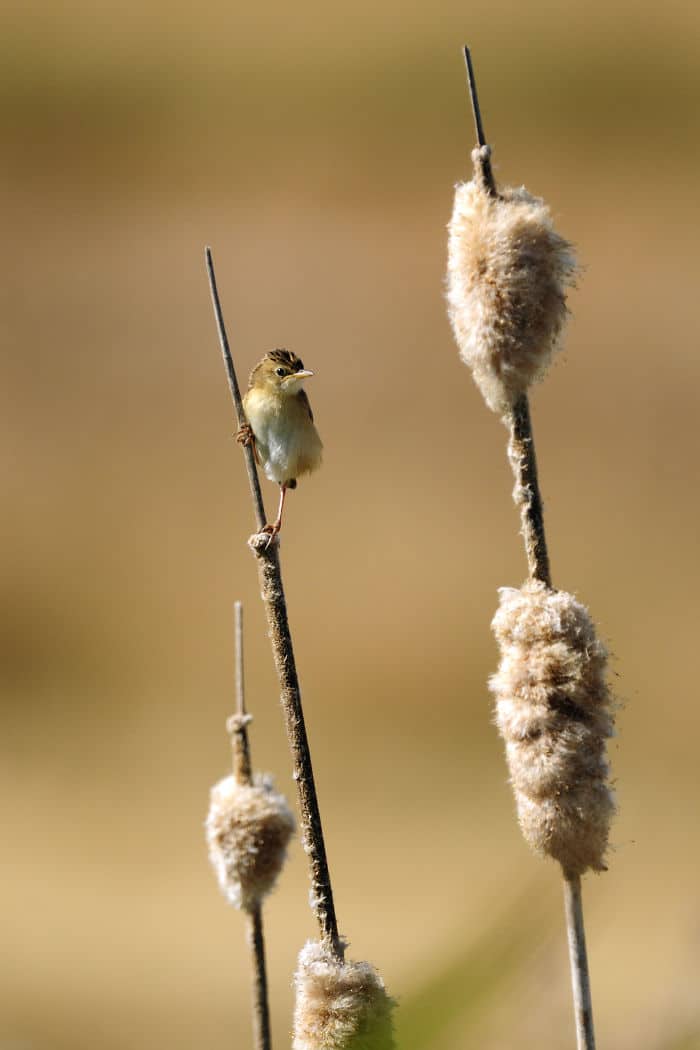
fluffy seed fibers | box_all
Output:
[490,581,615,875]
[447,171,577,414]
[206,773,295,910]
[292,940,395,1050]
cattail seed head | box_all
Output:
[206,773,295,910]
[292,940,395,1050]
[447,157,577,414]
[490,581,615,875]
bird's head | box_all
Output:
[249,349,314,396]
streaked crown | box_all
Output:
[248,348,308,391]
[265,349,305,372]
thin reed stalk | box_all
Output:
[205,252,267,534]
[229,602,272,1050]
[205,248,343,961]
[461,46,597,1050]
[507,394,551,587]
[245,909,271,1050]
[206,601,294,1045]
[563,873,596,1050]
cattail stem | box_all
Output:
[246,906,273,1050]
[206,249,343,961]
[228,602,273,1050]
[463,46,497,198]
[462,52,551,586]
[249,537,342,958]
[563,874,596,1050]
[230,602,253,785]
[206,247,267,534]
[506,394,552,587]
[463,48,595,1049]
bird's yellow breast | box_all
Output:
[244,388,323,486]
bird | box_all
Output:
[237,349,323,541]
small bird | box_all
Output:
[237,349,323,541]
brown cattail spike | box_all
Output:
[490,581,615,875]
[206,773,295,910]
[292,940,396,1050]
[447,160,577,416]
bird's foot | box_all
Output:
[236,424,261,465]
[261,520,282,549]
[236,423,254,447]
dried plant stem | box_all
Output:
[463,49,594,1049]
[206,249,342,961]
[231,601,253,785]
[206,248,267,534]
[229,602,272,1050]
[463,46,497,198]
[245,908,272,1050]
[250,540,342,957]
[506,394,552,587]
[563,874,596,1050]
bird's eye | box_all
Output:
[275,367,286,377]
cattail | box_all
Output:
[447,151,577,415]
[490,580,615,875]
[292,940,395,1050]
[205,604,293,1050]
[448,50,617,1050]
[206,771,295,911]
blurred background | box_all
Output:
[3,1,700,1047]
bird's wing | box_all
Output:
[298,389,314,422]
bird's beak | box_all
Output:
[283,369,314,389]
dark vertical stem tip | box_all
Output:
[462,46,497,197]
[231,601,253,786]
[205,247,268,533]
[234,600,246,718]
[463,46,487,148]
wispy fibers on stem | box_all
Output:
[206,602,295,1050]
[446,48,616,1050]
[292,941,395,1050]
[490,582,615,877]
[205,251,395,1048]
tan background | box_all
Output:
[3,1,699,1047]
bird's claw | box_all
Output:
[237,423,262,465]
[261,522,281,549]
[236,423,254,447]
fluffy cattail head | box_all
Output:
[206,773,295,910]
[292,940,395,1050]
[490,581,615,875]
[447,151,577,415]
